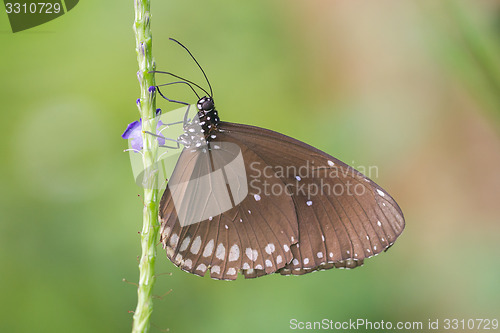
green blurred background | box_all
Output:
[1,1,499,332]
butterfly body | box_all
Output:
[178,97,220,148]
[159,97,405,280]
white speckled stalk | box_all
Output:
[132,0,159,332]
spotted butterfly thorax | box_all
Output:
[154,39,405,280]
[177,97,220,149]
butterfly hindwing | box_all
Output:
[220,122,405,275]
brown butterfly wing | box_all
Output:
[159,122,405,279]
[219,122,405,275]
[159,137,298,280]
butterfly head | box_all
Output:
[197,96,215,112]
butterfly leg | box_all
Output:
[160,120,184,127]
[142,130,181,150]
[159,140,181,150]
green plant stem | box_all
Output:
[132,0,159,332]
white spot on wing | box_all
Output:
[179,236,190,252]
[317,252,323,259]
[166,246,174,257]
[245,248,258,261]
[284,244,289,252]
[295,176,301,181]
[184,259,192,269]
[277,255,282,264]
[254,194,261,201]
[306,200,312,206]
[265,243,275,254]
[376,189,385,197]
[203,239,214,257]
[211,265,220,274]
[190,236,201,254]
[292,258,299,266]
[216,243,226,260]
[242,262,250,269]
[255,264,263,270]
[304,258,309,265]
[265,259,272,267]
[170,233,179,247]
[377,221,382,227]
[227,267,236,275]
[229,244,240,262]
[196,264,207,272]
[327,160,335,167]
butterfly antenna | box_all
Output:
[151,71,210,97]
[156,81,201,99]
[169,38,213,97]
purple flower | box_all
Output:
[122,118,165,151]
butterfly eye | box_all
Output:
[201,98,214,111]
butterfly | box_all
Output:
[151,39,405,280]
